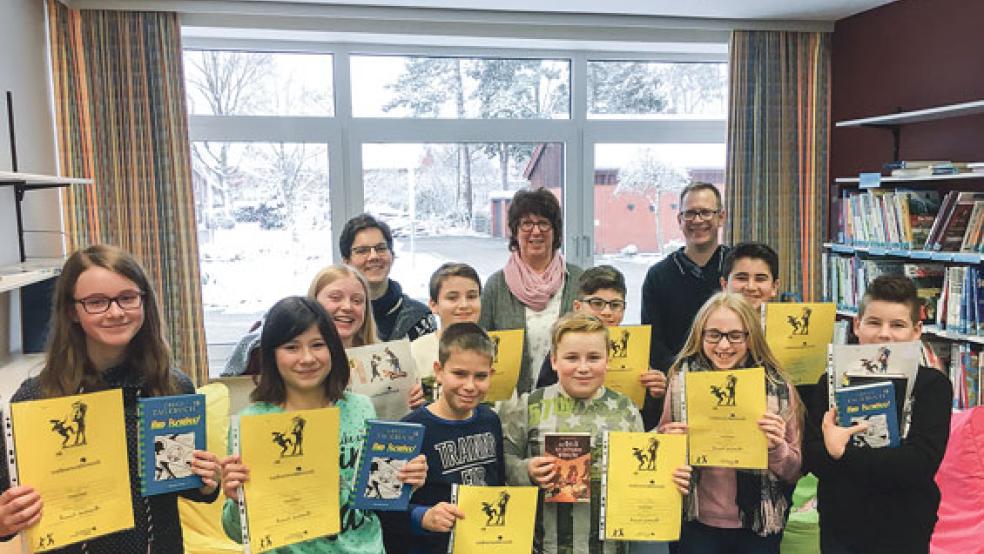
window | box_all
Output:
[184,39,727,375]
[351,55,570,119]
[587,61,727,119]
[184,50,334,116]
[362,142,564,298]
[192,141,331,371]
[593,143,726,323]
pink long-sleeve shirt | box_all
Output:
[658,371,802,528]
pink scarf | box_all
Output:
[503,251,566,311]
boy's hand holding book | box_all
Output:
[527,456,558,487]
[821,409,869,460]
[421,501,465,533]
[671,466,693,496]
[397,454,429,491]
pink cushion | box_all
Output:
[930,407,984,554]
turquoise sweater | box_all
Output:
[221,393,385,553]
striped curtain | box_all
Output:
[47,1,207,384]
[726,31,831,301]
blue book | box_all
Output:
[351,419,424,511]
[137,394,206,496]
[835,381,900,449]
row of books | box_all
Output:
[920,340,981,410]
[822,255,943,322]
[835,189,984,253]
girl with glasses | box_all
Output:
[658,292,802,554]
[0,244,222,551]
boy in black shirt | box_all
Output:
[382,322,505,554]
[803,275,952,554]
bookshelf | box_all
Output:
[825,99,984,409]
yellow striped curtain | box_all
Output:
[726,31,831,301]
[47,1,207,384]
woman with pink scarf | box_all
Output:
[478,187,583,396]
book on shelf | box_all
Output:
[882,160,951,171]
[948,342,981,409]
[350,420,424,511]
[543,432,591,503]
[137,394,206,496]
[834,381,901,449]
[932,192,984,251]
[904,263,944,323]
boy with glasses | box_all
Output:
[535,265,667,401]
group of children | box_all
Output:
[0,240,950,554]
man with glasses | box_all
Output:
[640,182,730,430]
[340,213,436,342]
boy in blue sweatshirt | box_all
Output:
[380,322,505,554]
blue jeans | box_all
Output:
[677,521,782,554]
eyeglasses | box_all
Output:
[581,297,626,312]
[350,243,390,257]
[702,329,748,344]
[518,219,553,233]
[680,209,720,222]
[75,292,145,314]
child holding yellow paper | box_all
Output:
[0,245,222,552]
[501,312,691,554]
[658,292,801,553]
[220,296,428,553]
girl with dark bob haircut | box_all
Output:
[252,296,350,404]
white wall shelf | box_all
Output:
[0,258,63,294]
[0,171,91,263]
[835,172,984,184]
[835,99,984,127]
[0,352,44,404]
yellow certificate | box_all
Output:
[486,329,524,402]
[239,407,340,552]
[685,367,768,469]
[604,325,651,408]
[601,432,686,542]
[11,389,134,552]
[762,303,836,385]
[449,485,537,554]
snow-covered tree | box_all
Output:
[616,149,690,252]
[589,62,667,115]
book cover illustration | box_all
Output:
[137,394,206,496]
[834,381,901,449]
[603,325,651,408]
[486,329,524,402]
[600,432,686,542]
[827,341,920,434]
[351,420,425,511]
[448,485,537,554]
[762,303,836,385]
[684,367,768,469]
[10,389,134,552]
[347,338,418,420]
[543,432,591,503]
[239,407,340,553]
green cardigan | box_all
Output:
[478,261,583,395]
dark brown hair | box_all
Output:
[428,262,481,302]
[40,244,176,398]
[438,322,495,365]
[252,296,350,404]
[858,275,921,324]
[507,187,563,253]
[678,181,722,210]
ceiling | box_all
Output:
[229,0,898,21]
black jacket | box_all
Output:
[639,245,729,429]
[1,366,218,553]
[373,278,437,342]
[802,366,952,554]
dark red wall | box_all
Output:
[831,0,984,179]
